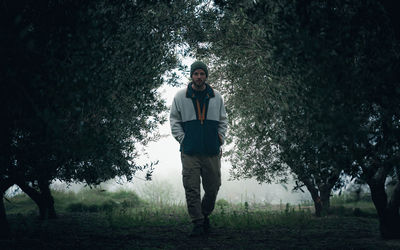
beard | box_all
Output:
[192,79,205,90]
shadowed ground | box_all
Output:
[1,212,400,249]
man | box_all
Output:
[170,61,228,236]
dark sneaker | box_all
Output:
[189,223,204,237]
[203,216,210,234]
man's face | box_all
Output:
[191,69,207,90]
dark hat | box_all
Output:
[190,61,208,77]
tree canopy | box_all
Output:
[188,0,400,237]
[1,0,400,240]
[0,0,198,226]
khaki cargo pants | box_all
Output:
[181,153,221,224]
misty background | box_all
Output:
[50,65,312,205]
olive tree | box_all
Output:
[192,0,400,235]
[1,0,198,235]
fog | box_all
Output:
[53,84,311,205]
[6,62,311,205]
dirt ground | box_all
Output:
[1,212,400,250]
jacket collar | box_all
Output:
[186,82,215,99]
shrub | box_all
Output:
[66,200,118,213]
[216,199,230,207]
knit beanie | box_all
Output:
[190,61,208,77]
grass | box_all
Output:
[5,188,190,227]
[330,193,377,218]
[5,188,144,214]
[2,189,400,249]
[4,189,378,226]
[3,193,38,215]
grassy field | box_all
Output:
[2,189,400,249]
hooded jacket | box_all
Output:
[170,83,228,155]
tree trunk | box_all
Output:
[319,186,331,213]
[0,180,13,239]
[38,181,57,219]
[17,181,57,220]
[0,192,10,239]
[17,182,44,218]
[313,196,323,217]
[378,208,400,239]
[303,183,323,217]
[368,179,400,239]
[301,178,334,217]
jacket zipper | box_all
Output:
[196,99,206,125]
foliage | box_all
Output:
[1,0,199,189]
[216,198,230,207]
[66,201,116,213]
[188,0,400,223]
[0,0,202,227]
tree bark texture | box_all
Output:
[38,181,57,219]
[304,183,323,217]
[369,179,400,239]
[319,185,332,212]
[17,181,57,220]
[301,177,334,217]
